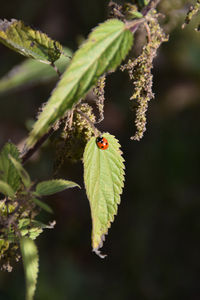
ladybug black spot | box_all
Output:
[101,146,104,148]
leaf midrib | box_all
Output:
[56,25,125,94]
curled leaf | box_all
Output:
[0,19,62,64]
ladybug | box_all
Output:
[96,136,109,150]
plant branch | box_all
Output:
[6,202,20,227]
[21,1,160,166]
[125,0,160,32]
[21,128,55,165]
[142,0,161,17]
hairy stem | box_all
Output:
[126,0,160,32]
[76,109,100,137]
[21,128,54,165]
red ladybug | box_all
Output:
[96,136,109,150]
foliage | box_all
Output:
[0,47,72,94]
[20,237,39,300]
[34,179,80,196]
[26,18,133,148]
[0,142,21,191]
[83,133,125,257]
[0,142,78,273]
[0,19,62,64]
[0,0,198,299]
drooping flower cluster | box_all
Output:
[182,0,200,30]
[121,11,168,140]
[55,103,96,167]
[93,75,106,124]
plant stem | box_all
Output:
[142,0,161,16]
[125,0,160,32]
[76,109,100,137]
[21,128,54,165]
[6,202,20,227]
[51,63,62,77]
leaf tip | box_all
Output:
[93,247,107,259]
[92,234,108,259]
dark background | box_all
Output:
[0,0,200,299]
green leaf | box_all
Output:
[0,142,21,191]
[18,218,52,240]
[83,132,125,257]
[0,19,62,64]
[20,237,39,300]
[0,47,72,95]
[137,0,149,8]
[9,155,31,188]
[34,179,80,196]
[0,180,15,198]
[20,225,43,241]
[32,198,53,214]
[26,19,133,148]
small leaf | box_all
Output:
[28,227,43,241]
[34,179,80,196]
[20,237,39,300]
[9,155,31,188]
[0,180,15,198]
[18,218,45,240]
[0,142,21,191]
[83,132,125,257]
[32,198,53,214]
[26,19,133,148]
[0,47,72,95]
[18,218,55,241]
[0,19,62,64]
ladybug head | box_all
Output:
[96,136,103,143]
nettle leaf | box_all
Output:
[20,237,39,300]
[0,142,21,191]
[0,180,15,198]
[0,19,62,64]
[18,218,43,240]
[83,132,125,257]
[18,218,54,240]
[9,155,31,188]
[34,179,80,196]
[0,47,72,94]
[26,19,133,148]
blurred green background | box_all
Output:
[0,0,200,299]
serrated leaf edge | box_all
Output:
[84,132,125,257]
